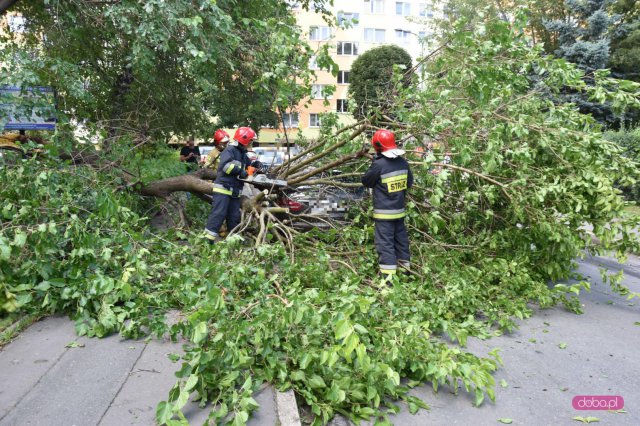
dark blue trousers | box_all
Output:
[374,219,410,274]
[206,193,242,235]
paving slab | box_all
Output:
[98,338,194,426]
[1,328,144,426]
[0,316,282,426]
[0,315,79,420]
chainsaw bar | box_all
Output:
[240,174,288,189]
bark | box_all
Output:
[0,0,19,14]
[137,174,214,198]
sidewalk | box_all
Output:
[1,254,638,426]
[329,254,640,425]
[0,317,298,426]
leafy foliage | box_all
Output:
[0,0,332,138]
[603,127,640,202]
[2,7,640,426]
[349,45,412,123]
[609,0,640,82]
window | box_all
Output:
[337,11,360,27]
[337,41,358,56]
[281,113,299,128]
[336,100,348,113]
[311,84,332,99]
[364,28,386,43]
[309,26,331,41]
[309,113,322,128]
[396,2,410,16]
[419,3,434,17]
[309,56,319,70]
[395,30,411,43]
[368,0,384,14]
[337,71,350,84]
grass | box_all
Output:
[0,313,42,348]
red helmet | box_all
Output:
[213,129,230,146]
[371,129,397,152]
[233,127,257,146]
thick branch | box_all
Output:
[287,151,365,185]
[137,174,215,198]
[272,120,366,175]
[280,123,367,178]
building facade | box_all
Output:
[260,0,439,143]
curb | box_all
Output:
[275,389,301,426]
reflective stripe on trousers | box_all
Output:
[374,219,410,275]
[373,209,406,220]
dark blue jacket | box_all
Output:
[214,144,250,196]
[361,154,413,220]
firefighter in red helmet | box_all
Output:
[361,129,413,279]
[204,127,262,242]
[203,129,230,169]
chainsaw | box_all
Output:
[239,174,288,190]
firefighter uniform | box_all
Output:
[205,142,251,240]
[362,153,413,276]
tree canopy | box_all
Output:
[349,45,412,123]
[1,2,640,426]
[0,0,333,139]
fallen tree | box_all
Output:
[2,13,640,426]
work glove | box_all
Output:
[239,170,249,179]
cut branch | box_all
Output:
[280,123,367,178]
[287,151,367,185]
[272,120,366,175]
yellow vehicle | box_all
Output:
[0,133,27,163]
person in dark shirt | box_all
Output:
[180,137,201,168]
[361,129,413,281]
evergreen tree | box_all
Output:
[542,0,628,126]
[609,0,640,82]
[544,0,615,72]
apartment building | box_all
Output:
[260,0,438,143]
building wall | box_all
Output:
[262,0,440,143]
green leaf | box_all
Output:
[156,401,173,424]
[232,411,249,426]
[498,419,513,424]
[558,342,568,349]
[500,379,508,388]
[65,341,85,348]
[474,388,485,406]
[192,321,207,344]
[12,231,27,247]
[308,375,326,389]
[334,318,352,340]
[184,374,198,392]
[174,389,189,410]
[573,416,600,423]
